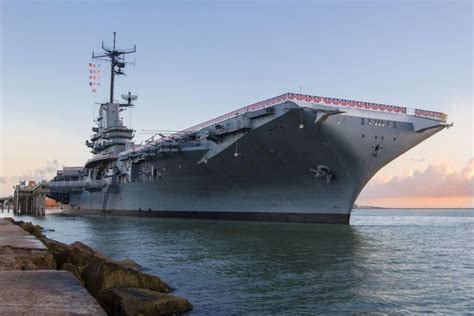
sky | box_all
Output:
[0,0,472,207]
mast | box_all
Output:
[86,33,137,155]
[92,32,136,103]
[110,32,116,103]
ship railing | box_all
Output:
[63,166,85,171]
[121,93,448,157]
[48,179,106,189]
[180,93,448,133]
[85,153,118,166]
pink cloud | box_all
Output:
[360,158,474,199]
[0,160,61,191]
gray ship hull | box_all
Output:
[59,102,446,224]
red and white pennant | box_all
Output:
[88,63,101,93]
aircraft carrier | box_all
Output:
[48,34,450,224]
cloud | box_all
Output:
[30,160,60,178]
[1,160,63,196]
[360,158,474,199]
[409,158,426,163]
[1,160,61,185]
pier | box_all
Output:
[0,196,13,214]
[10,181,49,216]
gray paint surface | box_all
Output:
[50,95,448,223]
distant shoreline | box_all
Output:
[353,207,474,210]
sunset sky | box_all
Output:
[1,1,472,208]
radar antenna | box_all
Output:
[92,32,136,103]
[121,91,138,106]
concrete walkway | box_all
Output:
[0,218,47,249]
[0,219,106,315]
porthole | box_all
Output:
[362,134,365,138]
[393,137,396,141]
[374,136,378,140]
[381,136,384,140]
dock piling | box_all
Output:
[9,182,49,217]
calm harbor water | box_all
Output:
[2,209,473,314]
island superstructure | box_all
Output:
[48,34,450,224]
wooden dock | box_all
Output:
[1,182,50,216]
[0,196,13,214]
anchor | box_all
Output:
[309,165,333,183]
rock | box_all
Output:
[0,246,56,271]
[43,237,172,297]
[7,220,190,313]
[19,222,44,239]
[115,258,142,271]
[98,287,193,316]
[67,242,106,267]
[82,258,171,297]
[70,241,103,257]
[61,262,84,283]
[2,217,16,224]
[41,237,70,268]
[42,240,104,282]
